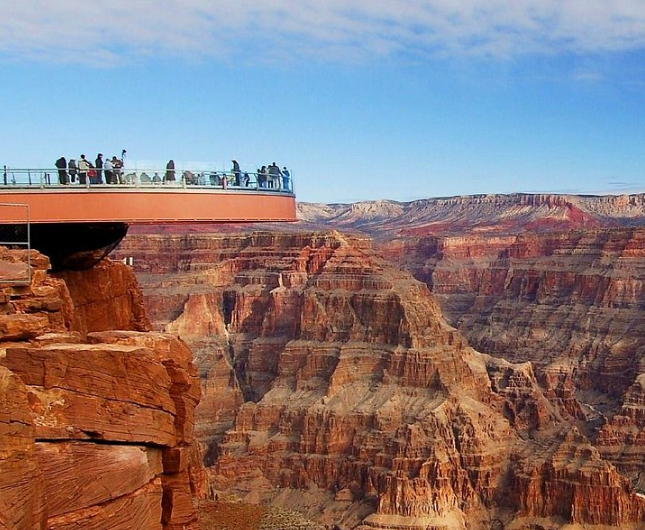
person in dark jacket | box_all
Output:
[55,157,68,184]
[232,159,241,186]
[268,162,282,189]
[95,153,104,184]
[68,158,78,183]
[165,160,176,182]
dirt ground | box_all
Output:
[198,500,326,530]
[198,500,266,530]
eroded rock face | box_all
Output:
[381,229,645,377]
[0,249,205,530]
[379,229,645,479]
[0,366,46,530]
[510,428,645,526]
[54,259,151,335]
[114,230,645,529]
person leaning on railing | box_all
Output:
[258,166,268,188]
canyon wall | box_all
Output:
[378,228,645,488]
[114,229,645,529]
[301,194,645,498]
[0,248,205,530]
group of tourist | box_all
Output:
[230,160,290,190]
[253,162,290,190]
[55,151,126,185]
[176,159,292,190]
[53,154,292,191]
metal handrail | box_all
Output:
[0,167,294,193]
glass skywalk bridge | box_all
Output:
[0,167,297,270]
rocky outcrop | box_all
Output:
[511,428,645,526]
[375,228,645,492]
[0,249,205,530]
[114,230,645,529]
[54,258,151,335]
[0,365,46,530]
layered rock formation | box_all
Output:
[114,229,645,529]
[0,248,205,530]
[375,228,645,492]
[299,195,645,503]
[296,193,645,236]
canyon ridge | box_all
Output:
[107,192,645,529]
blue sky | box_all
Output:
[1,1,645,204]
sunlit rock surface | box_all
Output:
[115,227,645,529]
[0,250,205,530]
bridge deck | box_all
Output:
[0,185,296,223]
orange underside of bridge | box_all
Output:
[0,188,297,223]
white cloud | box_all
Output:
[1,0,645,64]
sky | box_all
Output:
[1,1,645,204]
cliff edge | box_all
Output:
[0,248,206,530]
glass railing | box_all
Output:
[0,167,294,193]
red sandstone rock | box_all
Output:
[114,221,645,528]
[54,259,151,335]
[161,473,200,530]
[2,344,177,445]
[0,248,204,530]
[36,442,163,518]
[0,366,46,530]
[85,331,201,447]
[119,230,645,529]
[512,428,645,526]
[46,480,164,530]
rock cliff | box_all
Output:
[376,228,645,490]
[114,229,645,529]
[0,248,205,530]
[301,193,645,502]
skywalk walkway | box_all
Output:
[0,168,296,224]
[0,166,297,271]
